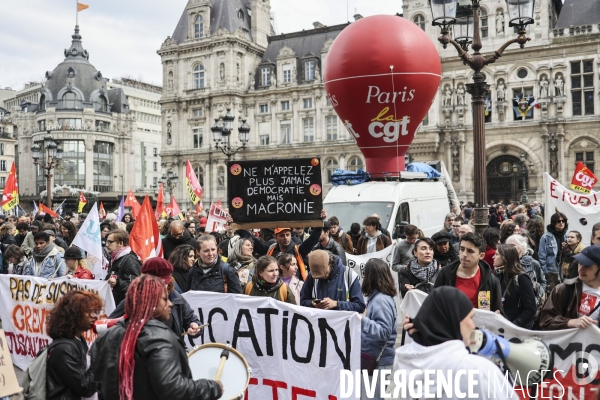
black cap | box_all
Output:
[574,245,600,267]
[431,231,452,244]
[322,221,331,232]
[64,247,84,260]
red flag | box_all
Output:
[170,196,183,220]
[570,161,598,194]
[196,201,203,215]
[1,161,19,211]
[99,202,106,219]
[124,189,141,219]
[130,196,163,262]
[155,183,165,220]
[185,160,203,205]
[39,202,58,218]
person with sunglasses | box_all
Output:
[539,212,568,296]
[162,220,197,260]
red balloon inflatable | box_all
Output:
[324,15,441,177]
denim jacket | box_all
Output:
[538,231,560,275]
[23,247,66,278]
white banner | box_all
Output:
[72,203,107,279]
[401,290,600,399]
[181,291,361,399]
[346,245,395,282]
[205,203,228,233]
[544,173,600,246]
[0,275,116,370]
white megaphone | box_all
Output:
[469,329,553,387]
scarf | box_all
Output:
[254,277,282,293]
[196,257,218,274]
[110,246,131,264]
[412,286,473,347]
[408,258,438,282]
[32,242,56,263]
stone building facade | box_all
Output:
[160,0,600,207]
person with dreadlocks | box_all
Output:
[92,275,222,400]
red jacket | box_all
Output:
[483,244,496,271]
[72,265,95,280]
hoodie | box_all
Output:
[393,340,516,399]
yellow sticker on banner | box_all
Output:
[478,291,491,311]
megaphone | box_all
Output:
[93,317,124,334]
[469,329,553,387]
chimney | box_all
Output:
[353,14,363,21]
[313,21,326,29]
[251,0,271,48]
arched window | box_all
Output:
[326,158,339,183]
[347,156,364,172]
[194,165,204,187]
[94,95,108,112]
[480,9,488,38]
[194,15,204,38]
[61,92,80,109]
[413,14,426,31]
[39,95,46,111]
[193,65,205,89]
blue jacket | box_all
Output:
[361,290,397,366]
[23,247,66,278]
[300,256,366,312]
[538,230,560,275]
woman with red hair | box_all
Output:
[91,275,222,400]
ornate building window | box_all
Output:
[94,95,108,112]
[61,92,81,109]
[281,101,290,111]
[303,118,314,142]
[326,158,338,183]
[194,15,204,38]
[480,9,488,38]
[193,65,205,89]
[283,64,292,83]
[325,116,338,140]
[93,142,113,192]
[304,61,315,81]
[413,14,426,31]
[261,67,271,86]
[571,60,594,116]
[575,151,595,174]
[192,108,202,117]
[348,156,364,172]
[259,104,269,113]
[259,122,270,145]
[39,95,46,112]
[303,98,313,109]
[58,118,82,129]
[281,120,291,144]
[194,165,204,187]
[193,127,203,148]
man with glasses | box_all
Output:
[185,221,197,238]
[106,229,142,305]
[442,213,456,233]
[162,220,197,260]
[450,217,462,246]
[539,212,568,296]
[540,245,600,330]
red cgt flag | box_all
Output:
[39,202,58,218]
[570,161,598,194]
[124,189,141,219]
[130,196,163,262]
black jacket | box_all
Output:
[91,319,222,400]
[162,230,197,260]
[186,258,242,293]
[433,246,459,268]
[496,272,537,329]
[434,260,504,313]
[313,237,347,265]
[105,251,142,305]
[55,236,69,251]
[246,227,321,260]
[46,337,96,400]
[109,290,200,340]
[172,268,189,293]
[398,262,441,297]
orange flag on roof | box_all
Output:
[77,3,89,12]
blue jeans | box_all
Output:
[361,364,393,400]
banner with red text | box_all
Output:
[545,173,600,246]
[0,275,116,370]
[401,290,600,400]
[182,291,361,400]
[570,162,598,194]
[205,202,229,233]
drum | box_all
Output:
[188,343,252,400]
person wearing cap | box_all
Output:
[21,220,44,256]
[109,257,202,339]
[434,232,503,313]
[431,231,459,268]
[44,229,65,254]
[312,221,347,265]
[64,246,94,279]
[539,245,600,330]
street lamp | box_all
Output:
[160,168,178,194]
[31,130,63,209]
[429,0,535,234]
[212,108,250,160]
[512,153,529,204]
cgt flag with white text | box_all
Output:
[182,291,361,400]
[0,275,116,370]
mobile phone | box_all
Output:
[313,299,322,304]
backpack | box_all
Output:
[20,339,67,400]
[245,281,288,302]
[532,281,575,330]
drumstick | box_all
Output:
[181,323,209,336]
[214,348,230,381]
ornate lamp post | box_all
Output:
[31,131,63,208]
[160,168,179,194]
[512,152,534,204]
[211,108,250,160]
[429,0,535,234]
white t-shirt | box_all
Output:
[577,283,600,320]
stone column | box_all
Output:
[339,153,346,170]
[557,125,566,183]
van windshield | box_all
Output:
[323,202,395,232]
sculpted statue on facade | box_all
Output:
[497,80,506,101]
[443,85,453,106]
[539,76,549,98]
[496,12,505,35]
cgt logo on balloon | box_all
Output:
[324,15,441,177]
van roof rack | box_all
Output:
[367,171,434,182]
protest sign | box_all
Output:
[346,245,395,282]
[400,290,600,400]
[0,330,22,397]
[205,202,228,233]
[227,158,323,229]
[570,162,598,194]
[0,275,116,370]
[545,173,600,246]
[181,291,361,400]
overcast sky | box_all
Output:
[0,0,402,91]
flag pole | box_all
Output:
[76,0,78,26]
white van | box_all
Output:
[323,162,458,239]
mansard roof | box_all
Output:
[556,0,600,28]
